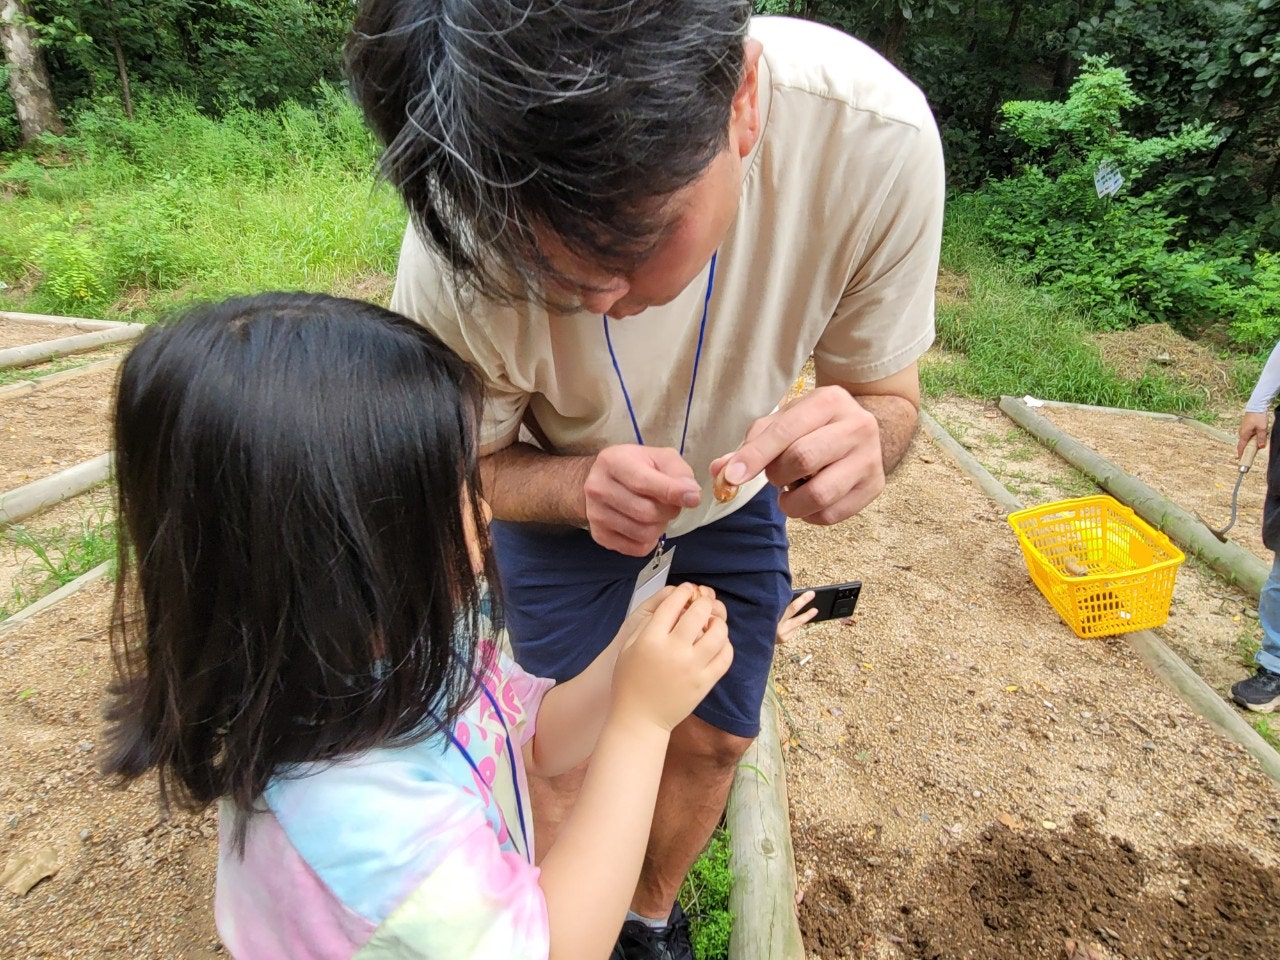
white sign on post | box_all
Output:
[1094,162,1125,198]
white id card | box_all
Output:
[628,546,675,614]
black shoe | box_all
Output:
[1231,667,1280,713]
[610,903,694,960]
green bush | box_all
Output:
[973,58,1257,335]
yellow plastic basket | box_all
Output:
[1007,495,1184,639]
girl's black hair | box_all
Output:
[103,292,493,840]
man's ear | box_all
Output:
[730,39,764,159]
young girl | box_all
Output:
[103,292,733,960]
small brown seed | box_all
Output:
[713,470,739,503]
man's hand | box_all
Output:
[584,445,702,556]
[1240,411,1269,458]
[710,386,885,525]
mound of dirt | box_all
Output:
[798,815,1280,960]
[1091,324,1237,408]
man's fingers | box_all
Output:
[629,448,701,507]
[720,388,857,487]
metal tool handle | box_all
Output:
[1240,437,1260,473]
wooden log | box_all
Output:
[926,408,1280,789]
[0,310,129,331]
[0,325,144,371]
[0,561,112,636]
[999,396,1268,601]
[0,357,121,401]
[1127,629,1280,787]
[726,683,804,960]
[0,453,113,526]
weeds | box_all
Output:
[926,202,1207,413]
[1235,629,1262,670]
[1250,716,1280,752]
[0,506,116,619]
[679,829,734,960]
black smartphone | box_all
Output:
[791,581,862,623]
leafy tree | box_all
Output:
[24,0,350,115]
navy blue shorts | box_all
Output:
[490,486,791,738]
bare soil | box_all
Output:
[0,323,81,352]
[0,364,116,489]
[2,319,1279,959]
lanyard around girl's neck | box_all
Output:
[444,683,531,864]
[602,252,718,552]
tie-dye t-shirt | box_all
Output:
[214,641,555,959]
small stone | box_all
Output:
[77,741,94,753]
[1042,820,1058,830]
[79,829,90,842]
[1142,740,1157,752]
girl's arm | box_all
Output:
[525,585,718,778]
[534,584,732,960]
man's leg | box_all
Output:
[526,718,751,887]
[631,716,753,916]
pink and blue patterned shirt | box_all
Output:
[214,641,555,959]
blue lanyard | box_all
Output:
[603,251,717,460]
[445,683,531,864]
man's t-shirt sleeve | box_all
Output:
[814,109,944,385]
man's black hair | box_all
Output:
[346,0,752,302]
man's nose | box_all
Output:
[578,280,630,315]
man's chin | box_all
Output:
[605,305,646,320]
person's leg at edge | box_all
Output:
[1256,554,1280,677]
[1233,553,1280,712]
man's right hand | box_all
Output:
[582,445,702,556]
[1240,411,1269,459]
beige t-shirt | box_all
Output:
[391,16,944,538]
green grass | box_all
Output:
[1250,715,1280,751]
[1236,629,1262,670]
[0,87,404,324]
[679,829,734,960]
[926,199,1209,412]
[0,354,108,388]
[0,504,117,619]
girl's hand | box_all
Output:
[614,584,720,651]
[776,591,818,643]
[611,584,732,733]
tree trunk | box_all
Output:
[110,27,132,119]
[0,0,64,142]
[882,5,909,63]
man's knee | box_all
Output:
[670,715,756,774]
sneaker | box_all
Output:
[1231,667,1280,713]
[610,903,694,960]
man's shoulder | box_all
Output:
[751,15,932,131]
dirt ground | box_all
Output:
[2,316,1279,959]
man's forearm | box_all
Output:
[480,442,594,524]
[854,394,919,475]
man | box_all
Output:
[347,3,943,957]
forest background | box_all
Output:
[3,0,1280,359]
